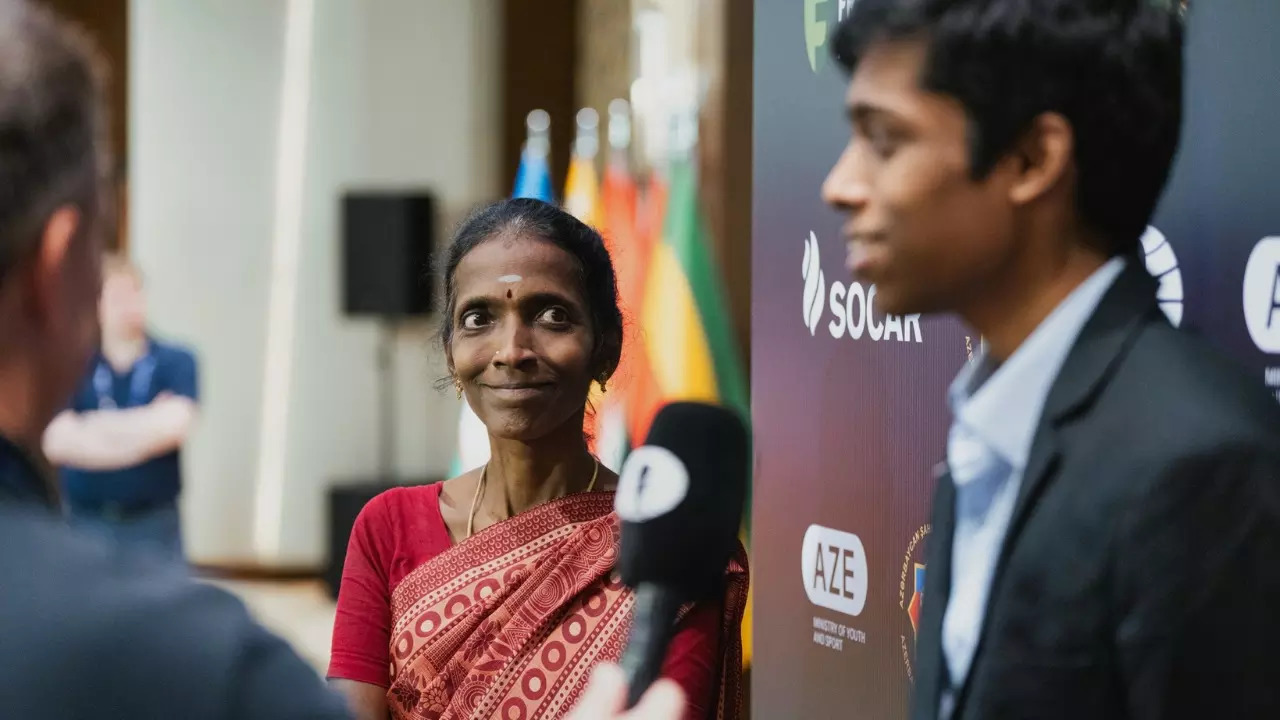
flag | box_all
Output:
[639,158,748,420]
[563,146,602,229]
[638,156,753,664]
[591,153,641,471]
[513,140,555,206]
[449,135,556,478]
[562,116,615,462]
[623,174,666,444]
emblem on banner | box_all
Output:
[803,0,857,73]
[799,231,924,342]
[803,232,826,335]
[1243,236,1280,354]
[899,523,931,683]
[1141,226,1183,328]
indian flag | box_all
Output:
[639,156,753,664]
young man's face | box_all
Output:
[822,38,1021,317]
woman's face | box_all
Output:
[449,233,596,442]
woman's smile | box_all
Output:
[480,380,555,402]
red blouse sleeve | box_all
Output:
[327,493,395,687]
[659,600,725,720]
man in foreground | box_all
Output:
[0,1,351,716]
[45,253,198,560]
[822,1,1280,718]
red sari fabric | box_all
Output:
[381,490,747,720]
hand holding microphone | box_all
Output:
[566,665,686,720]
[612,402,750,710]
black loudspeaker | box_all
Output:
[342,191,436,317]
[324,479,441,599]
[325,482,392,599]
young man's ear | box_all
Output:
[1007,112,1075,207]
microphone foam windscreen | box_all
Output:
[615,402,749,599]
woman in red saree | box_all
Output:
[328,198,749,720]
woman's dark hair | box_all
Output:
[831,0,1185,257]
[437,197,623,387]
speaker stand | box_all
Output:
[376,318,397,481]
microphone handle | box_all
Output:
[619,583,685,709]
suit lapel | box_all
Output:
[947,262,1161,718]
[911,465,956,720]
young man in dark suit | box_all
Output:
[821,1,1280,719]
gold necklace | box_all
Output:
[466,456,600,539]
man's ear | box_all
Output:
[29,206,82,317]
[1007,112,1074,207]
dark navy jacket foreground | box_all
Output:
[0,435,352,720]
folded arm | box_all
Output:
[43,394,197,471]
[1115,444,1280,718]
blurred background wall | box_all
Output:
[130,0,499,566]
[55,0,751,575]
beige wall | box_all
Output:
[131,0,500,566]
[577,0,633,170]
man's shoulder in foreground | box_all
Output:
[0,506,350,720]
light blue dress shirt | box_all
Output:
[938,257,1126,719]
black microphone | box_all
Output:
[614,401,749,709]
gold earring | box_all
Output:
[454,378,463,399]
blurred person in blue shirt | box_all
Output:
[43,253,198,560]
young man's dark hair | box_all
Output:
[832,0,1185,257]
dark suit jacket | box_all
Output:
[911,264,1280,720]
[0,435,352,720]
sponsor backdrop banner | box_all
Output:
[749,1,1280,718]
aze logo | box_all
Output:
[1244,237,1280,354]
[801,524,868,617]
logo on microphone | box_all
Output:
[899,523,931,684]
[799,232,924,343]
[1243,236,1280,354]
[1141,226,1184,328]
[614,446,690,522]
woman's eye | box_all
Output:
[460,311,488,330]
[538,307,569,325]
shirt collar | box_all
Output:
[948,257,1127,472]
[0,433,57,509]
